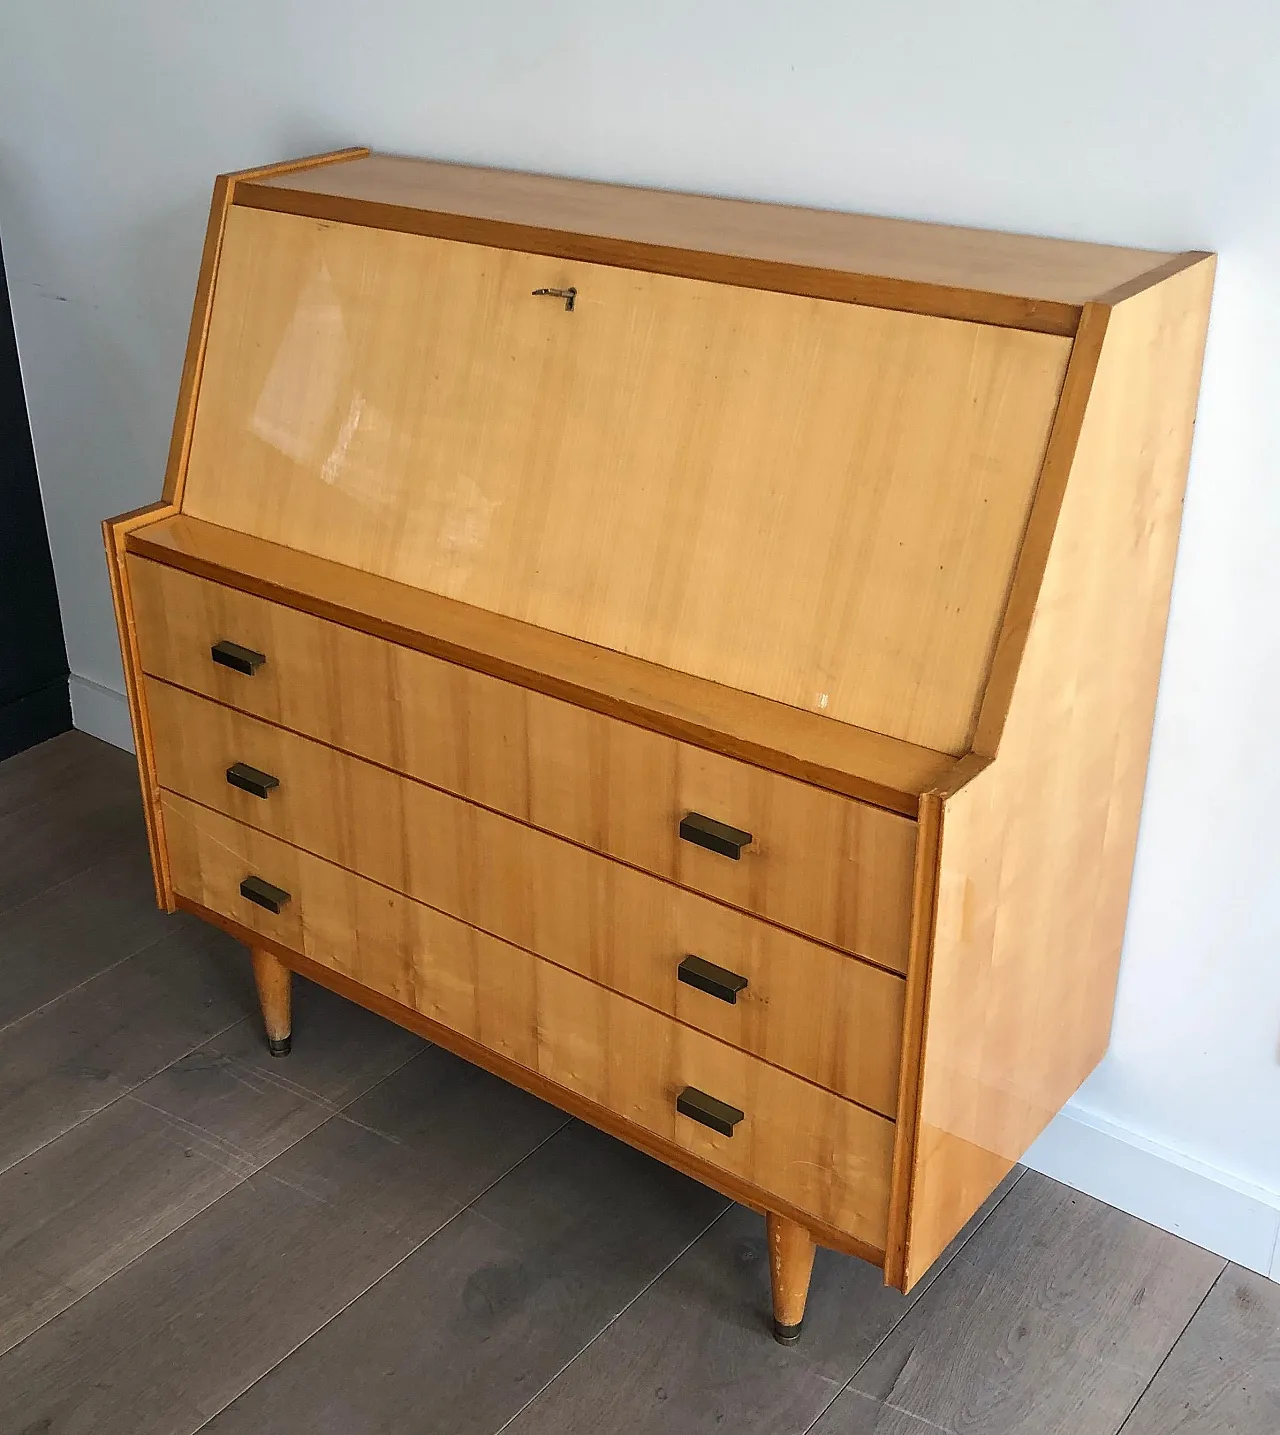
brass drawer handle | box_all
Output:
[679,812,752,861]
[678,955,748,1004]
[211,640,266,676]
[676,1086,744,1137]
[240,875,290,914]
[226,762,280,799]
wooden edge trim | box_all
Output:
[1092,249,1214,306]
[223,146,370,184]
[161,148,370,508]
[928,752,992,801]
[160,174,232,506]
[232,181,1080,337]
[970,301,1112,756]
[882,791,943,1290]
[176,893,887,1269]
[124,527,937,817]
[103,503,179,909]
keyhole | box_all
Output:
[532,286,577,312]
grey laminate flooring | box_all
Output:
[0,731,1271,1435]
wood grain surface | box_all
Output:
[901,258,1217,1287]
[180,205,1069,752]
[1121,1267,1280,1434]
[130,554,921,950]
[0,1050,566,1435]
[767,1212,817,1329]
[827,1173,1224,1434]
[102,501,179,907]
[505,1171,1024,1435]
[0,845,168,1030]
[162,148,369,508]
[882,790,942,1289]
[126,529,952,813]
[148,681,906,1108]
[162,792,897,1246]
[243,151,1186,324]
[197,1123,726,1435]
[972,303,1111,755]
[0,734,152,924]
[5,739,1271,1434]
[0,992,416,1356]
[0,923,250,1174]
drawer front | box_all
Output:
[130,556,917,968]
[149,679,904,1116]
[163,792,895,1247]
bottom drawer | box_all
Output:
[163,792,894,1248]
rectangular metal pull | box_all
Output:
[226,762,279,799]
[211,640,266,675]
[239,875,290,914]
[679,812,752,860]
[678,955,748,1004]
[676,1086,744,1137]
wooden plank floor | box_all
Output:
[0,730,1271,1435]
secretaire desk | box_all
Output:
[105,147,1213,1342]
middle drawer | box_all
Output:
[148,678,904,1116]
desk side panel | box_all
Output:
[900,257,1216,1289]
[102,503,179,908]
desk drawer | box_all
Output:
[129,557,916,969]
[162,792,894,1247]
[149,679,904,1116]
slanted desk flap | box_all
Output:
[182,204,1071,754]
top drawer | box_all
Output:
[128,557,917,970]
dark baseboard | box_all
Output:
[0,678,72,762]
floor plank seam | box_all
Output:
[0,787,126,865]
[0,1178,255,1365]
[183,1112,575,1435]
[796,1167,1029,1435]
[0,1025,430,1360]
[1112,1260,1229,1435]
[0,817,142,925]
[883,1395,952,1434]
[0,931,172,1040]
[0,840,138,929]
[488,1200,735,1435]
[0,1010,252,1183]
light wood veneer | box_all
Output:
[147,678,906,1112]
[897,257,1217,1286]
[129,556,918,964]
[182,205,1068,754]
[162,791,896,1249]
[105,148,1214,1329]
[242,151,1187,330]
[125,517,952,813]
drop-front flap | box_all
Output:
[182,203,1071,754]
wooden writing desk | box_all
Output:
[106,147,1213,1340]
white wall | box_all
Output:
[2,1,1277,1272]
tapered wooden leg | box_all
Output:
[767,1213,816,1344]
[250,946,292,1057]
